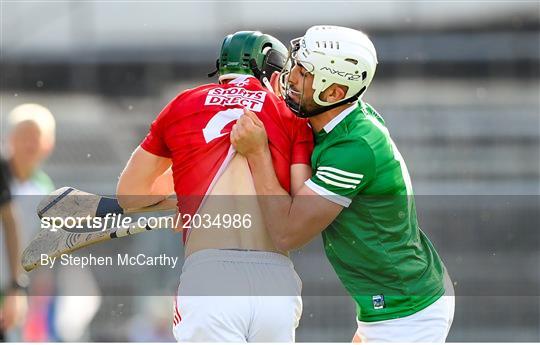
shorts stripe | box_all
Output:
[173,297,182,326]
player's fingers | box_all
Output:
[236,124,247,137]
[230,125,240,142]
[242,115,256,128]
[236,122,249,134]
[238,115,257,133]
[243,109,256,122]
[231,130,242,147]
[243,108,256,121]
[243,108,263,127]
[233,122,247,138]
[237,115,249,127]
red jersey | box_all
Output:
[141,75,313,240]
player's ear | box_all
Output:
[323,84,348,103]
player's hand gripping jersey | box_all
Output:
[141,75,313,241]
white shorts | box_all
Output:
[354,271,455,342]
[172,249,302,342]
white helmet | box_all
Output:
[285,25,378,115]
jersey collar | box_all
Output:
[322,102,358,133]
[219,74,256,84]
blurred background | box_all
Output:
[1,1,539,342]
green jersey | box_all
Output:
[305,101,445,322]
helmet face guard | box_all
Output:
[280,26,378,118]
[280,38,315,118]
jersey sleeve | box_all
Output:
[291,119,314,165]
[140,99,177,158]
[305,140,375,207]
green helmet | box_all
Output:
[215,31,288,83]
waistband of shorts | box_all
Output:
[184,249,293,269]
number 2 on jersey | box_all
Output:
[202,108,244,143]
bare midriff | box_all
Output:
[184,153,284,258]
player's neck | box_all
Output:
[308,103,353,133]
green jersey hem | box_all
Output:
[355,285,446,322]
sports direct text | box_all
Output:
[205,87,267,112]
[40,213,253,232]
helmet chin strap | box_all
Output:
[249,59,274,92]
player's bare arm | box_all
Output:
[290,163,311,196]
[117,146,174,210]
[231,109,342,250]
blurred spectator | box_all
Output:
[2,103,56,341]
[7,103,55,197]
[4,103,101,341]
